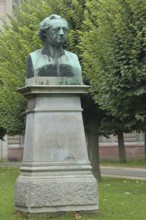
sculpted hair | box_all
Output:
[38,14,68,42]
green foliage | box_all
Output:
[0,0,86,135]
[99,116,135,137]
[2,0,146,137]
[80,0,146,133]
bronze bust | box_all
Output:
[26,14,82,78]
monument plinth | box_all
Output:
[15,14,98,216]
[15,80,98,214]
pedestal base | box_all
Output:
[15,85,99,215]
[15,162,98,214]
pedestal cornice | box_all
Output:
[17,85,90,96]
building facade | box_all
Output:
[0,0,12,31]
[0,0,12,160]
[0,0,24,161]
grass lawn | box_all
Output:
[0,167,146,220]
[100,158,146,168]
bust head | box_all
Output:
[38,14,69,47]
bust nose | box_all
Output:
[58,28,64,36]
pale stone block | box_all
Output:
[15,85,99,215]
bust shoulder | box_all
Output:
[64,50,78,58]
[28,49,43,58]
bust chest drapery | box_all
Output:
[26,48,82,78]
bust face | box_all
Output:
[45,19,68,47]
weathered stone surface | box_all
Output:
[15,85,99,215]
[21,86,89,162]
[15,174,98,210]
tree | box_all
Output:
[82,95,104,180]
[0,0,106,180]
[0,0,103,179]
[99,116,133,163]
[0,0,86,135]
[80,0,146,161]
[81,0,146,124]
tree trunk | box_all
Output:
[81,96,102,181]
[85,119,101,181]
[118,131,126,163]
[144,132,146,162]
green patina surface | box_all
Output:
[25,77,83,86]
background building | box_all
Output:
[99,132,144,160]
[0,0,12,31]
[0,0,24,161]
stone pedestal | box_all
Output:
[15,82,98,215]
